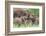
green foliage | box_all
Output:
[26,8,39,17]
[13,22,39,28]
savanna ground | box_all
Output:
[13,8,39,28]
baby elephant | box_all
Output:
[14,17,22,24]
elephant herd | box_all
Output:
[13,8,39,25]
